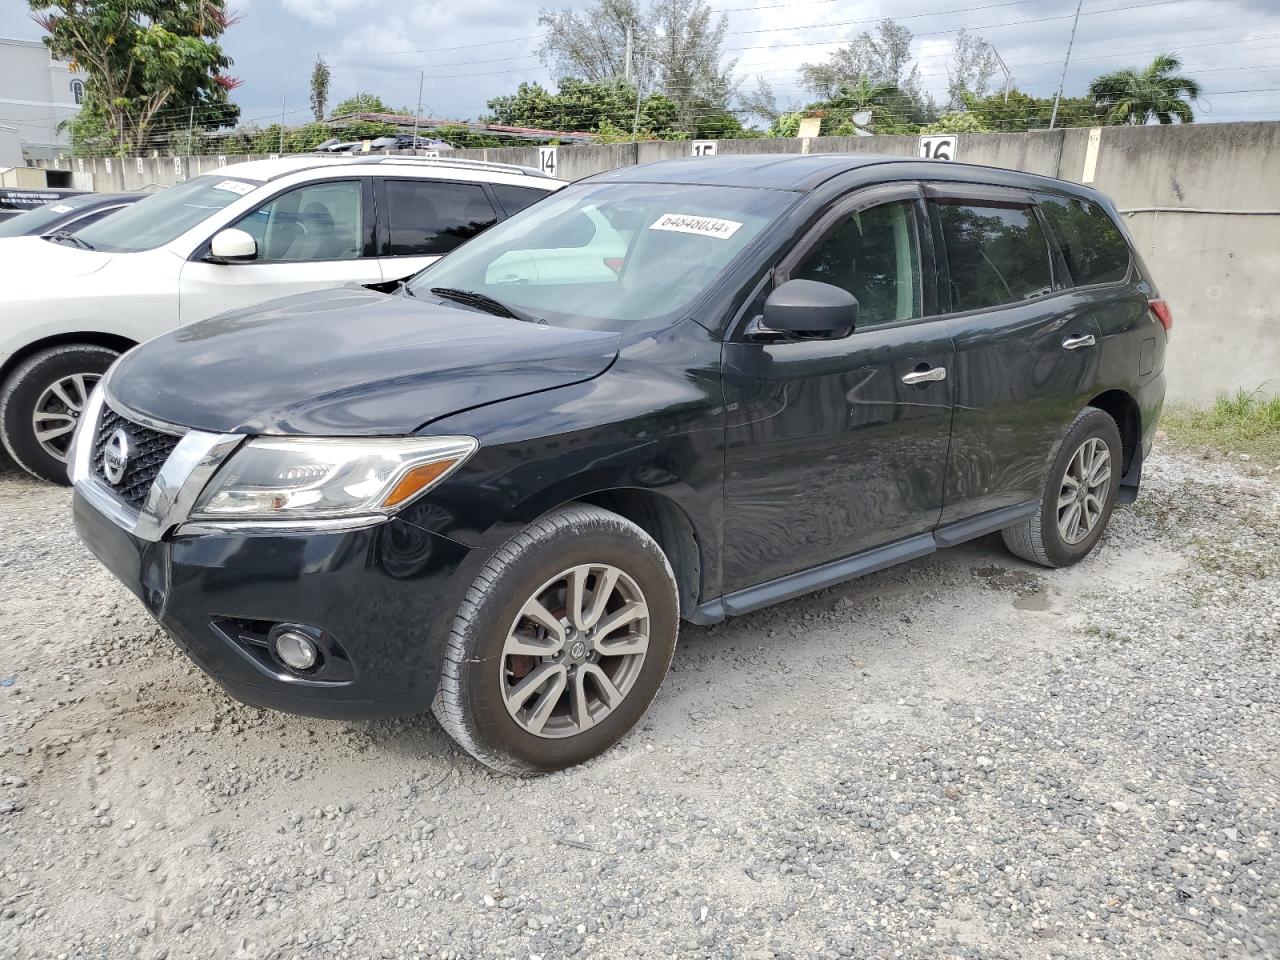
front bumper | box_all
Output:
[73,487,474,721]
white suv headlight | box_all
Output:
[191,436,477,520]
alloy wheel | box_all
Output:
[500,563,650,739]
[1057,436,1112,545]
[32,372,99,463]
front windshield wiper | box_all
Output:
[429,287,544,324]
[46,230,95,250]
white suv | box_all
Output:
[0,155,564,482]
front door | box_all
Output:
[721,185,955,593]
[178,178,382,324]
[927,184,1103,524]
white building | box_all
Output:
[0,37,83,161]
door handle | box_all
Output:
[901,366,946,385]
[1062,333,1096,350]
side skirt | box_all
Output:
[687,500,1037,626]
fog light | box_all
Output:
[274,630,318,671]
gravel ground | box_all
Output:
[1,444,1277,960]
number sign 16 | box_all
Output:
[919,135,957,161]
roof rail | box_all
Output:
[345,154,553,178]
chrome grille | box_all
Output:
[92,407,181,510]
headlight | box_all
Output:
[191,436,477,520]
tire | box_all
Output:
[433,504,679,775]
[1002,406,1123,568]
[0,344,119,484]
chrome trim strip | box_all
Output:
[101,386,190,437]
[67,383,106,485]
[175,515,390,537]
[133,431,245,541]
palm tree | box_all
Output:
[1088,53,1201,124]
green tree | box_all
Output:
[920,110,992,134]
[486,78,679,139]
[310,56,330,123]
[969,89,1100,132]
[1088,53,1201,125]
[798,19,935,125]
[31,0,241,155]
[331,92,391,117]
[538,0,738,133]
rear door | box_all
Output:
[375,178,499,285]
[721,184,955,592]
[928,183,1102,524]
[178,177,380,323]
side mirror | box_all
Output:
[757,278,858,338]
[208,228,257,263]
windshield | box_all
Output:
[72,175,261,253]
[406,181,796,330]
[0,195,97,238]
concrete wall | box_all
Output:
[33,121,1280,402]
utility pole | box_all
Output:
[1049,0,1084,129]
[187,106,195,154]
[412,71,424,149]
[987,42,1012,103]
[624,20,634,81]
[279,96,287,153]
[631,37,647,140]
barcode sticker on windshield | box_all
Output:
[212,179,255,196]
[48,204,73,213]
[649,213,743,240]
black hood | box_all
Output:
[108,287,620,435]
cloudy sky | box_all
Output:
[5,0,1280,129]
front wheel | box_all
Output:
[0,344,120,484]
[1002,406,1123,568]
[433,505,680,775]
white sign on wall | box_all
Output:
[136,158,144,175]
[104,158,112,174]
[173,156,183,176]
[421,150,441,159]
[918,135,957,161]
[538,146,558,176]
[217,155,227,168]
[691,140,717,157]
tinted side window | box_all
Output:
[492,184,550,217]
[385,180,497,256]
[235,180,364,262]
[936,201,1054,311]
[793,199,922,327]
[1036,193,1131,286]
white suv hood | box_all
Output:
[0,236,114,281]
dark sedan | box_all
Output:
[0,191,145,238]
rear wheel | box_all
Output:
[433,505,679,775]
[1002,406,1123,568]
[0,344,119,484]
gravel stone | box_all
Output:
[0,446,1277,958]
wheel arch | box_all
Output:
[0,332,136,388]
[569,487,705,623]
[1087,388,1140,475]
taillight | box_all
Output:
[604,257,625,275]
[1149,298,1172,333]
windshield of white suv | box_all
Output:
[71,175,262,253]
[406,181,796,330]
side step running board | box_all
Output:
[687,500,1038,625]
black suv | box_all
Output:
[71,155,1168,774]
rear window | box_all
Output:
[1036,193,1131,286]
[491,184,551,217]
[936,201,1056,312]
[384,180,497,256]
